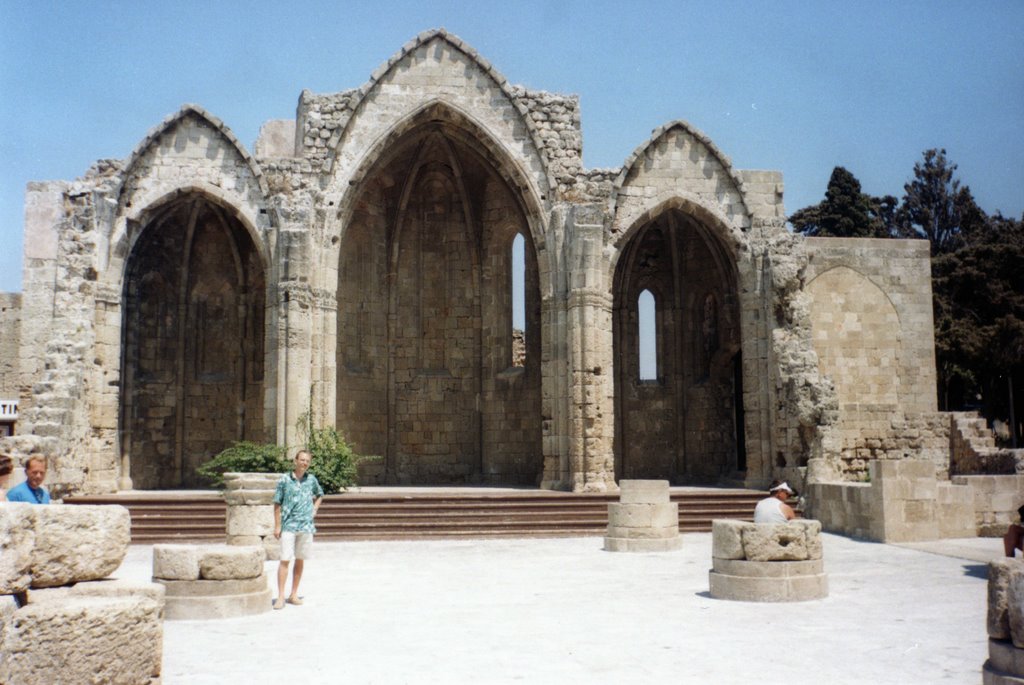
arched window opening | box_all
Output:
[511,233,526,367]
[638,289,657,380]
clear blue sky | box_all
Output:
[1,1,1021,294]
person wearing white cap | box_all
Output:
[753,480,796,524]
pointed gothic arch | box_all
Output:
[612,204,743,483]
[335,113,542,485]
[120,192,267,488]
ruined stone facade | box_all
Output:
[0,30,945,497]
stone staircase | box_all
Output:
[951,412,1023,475]
[66,488,765,544]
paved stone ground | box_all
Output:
[112,533,1000,684]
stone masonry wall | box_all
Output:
[804,237,939,480]
[0,294,21,399]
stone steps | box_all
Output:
[66,489,765,543]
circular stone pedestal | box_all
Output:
[708,558,828,602]
[156,575,272,620]
[152,544,271,620]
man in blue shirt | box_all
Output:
[272,450,323,610]
[7,455,51,504]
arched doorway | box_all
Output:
[613,208,742,483]
[121,195,266,488]
[337,124,542,485]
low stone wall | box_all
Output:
[0,502,164,684]
[708,519,827,602]
[806,458,975,542]
[953,475,1024,537]
[834,409,951,480]
[603,480,681,552]
[223,472,281,560]
[983,559,1024,683]
[153,543,271,620]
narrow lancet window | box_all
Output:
[511,233,526,367]
[638,289,656,380]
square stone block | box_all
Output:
[226,504,275,537]
[199,545,264,580]
[711,519,749,560]
[152,545,201,581]
[618,480,671,504]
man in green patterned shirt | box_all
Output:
[272,450,324,610]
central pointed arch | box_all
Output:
[334,110,543,485]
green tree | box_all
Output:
[790,166,891,238]
[296,411,378,494]
[899,148,986,254]
[794,166,901,239]
[932,213,1024,443]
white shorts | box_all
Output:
[279,532,313,561]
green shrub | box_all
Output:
[197,441,291,487]
[297,412,379,494]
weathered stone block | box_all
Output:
[990,560,1024,640]
[711,519,748,560]
[199,545,264,580]
[712,557,824,578]
[153,544,201,581]
[605,525,679,540]
[226,504,275,536]
[30,504,130,588]
[224,489,276,506]
[618,479,671,504]
[607,502,677,529]
[1011,573,1024,649]
[223,472,281,491]
[157,574,267,598]
[0,596,162,685]
[0,503,36,593]
[742,524,810,561]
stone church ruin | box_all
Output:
[2,30,1019,539]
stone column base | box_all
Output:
[156,574,272,620]
[603,480,682,553]
[709,558,828,602]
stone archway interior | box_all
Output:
[122,196,265,488]
[613,209,741,484]
[337,125,542,485]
